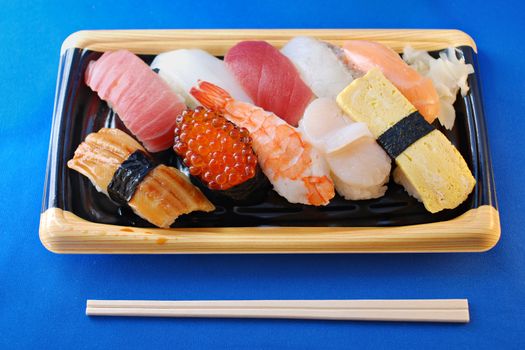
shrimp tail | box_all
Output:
[303,176,335,206]
[190,80,232,112]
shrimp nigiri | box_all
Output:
[190,81,335,206]
[343,40,440,123]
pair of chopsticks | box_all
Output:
[86,299,469,323]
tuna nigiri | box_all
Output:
[300,98,391,200]
[150,49,253,108]
[225,41,314,126]
[67,128,215,227]
[281,36,354,98]
[85,50,186,152]
[191,81,334,206]
[342,40,440,123]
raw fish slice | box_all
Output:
[67,128,215,228]
[300,98,391,200]
[342,40,440,123]
[150,49,253,107]
[281,36,354,98]
[85,50,186,152]
[225,41,314,126]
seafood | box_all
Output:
[190,81,334,206]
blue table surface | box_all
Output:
[1,1,524,348]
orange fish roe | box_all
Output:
[173,107,258,191]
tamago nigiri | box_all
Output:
[191,81,334,206]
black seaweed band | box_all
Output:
[108,150,156,205]
[377,111,435,159]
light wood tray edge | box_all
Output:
[60,29,477,55]
[39,205,500,254]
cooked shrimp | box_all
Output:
[190,81,335,206]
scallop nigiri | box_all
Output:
[300,98,391,200]
[342,40,440,123]
[281,36,354,98]
[190,81,334,206]
[85,50,186,152]
[150,49,253,108]
[67,128,215,227]
[225,41,314,126]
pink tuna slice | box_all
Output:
[85,50,186,152]
[225,41,314,127]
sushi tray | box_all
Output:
[40,29,500,254]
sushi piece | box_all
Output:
[403,46,475,129]
[67,128,215,227]
[342,40,440,123]
[191,81,334,206]
[281,36,354,98]
[173,107,268,201]
[150,49,253,108]
[300,98,391,200]
[336,69,476,213]
[85,50,186,152]
[225,41,314,126]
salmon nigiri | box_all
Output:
[225,41,314,127]
[191,81,334,206]
[342,40,440,123]
[85,50,186,152]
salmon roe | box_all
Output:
[173,107,258,191]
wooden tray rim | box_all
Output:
[40,206,500,254]
[60,29,478,54]
[41,29,499,254]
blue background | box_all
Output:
[1,0,524,348]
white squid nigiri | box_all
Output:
[151,49,253,108]
[281,36,354,98]
[300,98,391,200]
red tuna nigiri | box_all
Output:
[225,41,313,126]
[85,50,186,152]
[343,41,440,123]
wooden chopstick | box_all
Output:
[86,299,469,323]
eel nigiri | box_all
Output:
[342,40,440,123]
[281,36,354,98]
[191,81,334,206]
[337,69,475,213]
[150,49,253,108]
[67,128,215,227]
[300,98,391,200]
[225,41,314,127]
[85,50,186,152]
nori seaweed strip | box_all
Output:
[377,111,435,159]
[174,156,270,204]
[108,150,156,205]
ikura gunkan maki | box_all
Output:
[173,107,269,201]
